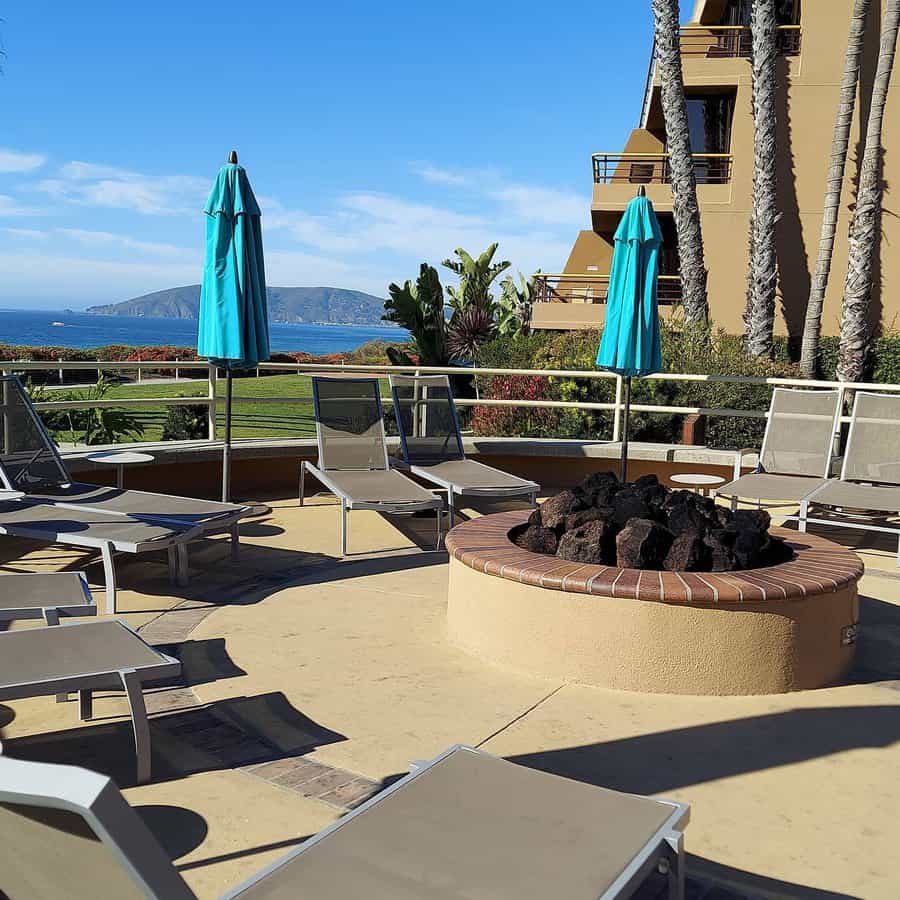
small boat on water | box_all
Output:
[51,321,65,327]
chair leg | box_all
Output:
[99,541,117,615]
[299,460,306,507]
[119,668,151,784]
[341,503,348,557]
[663,830,685,900]
[229,522,240,561]
[436,505,443,551]
[895,530,900,568]
[447,492,455,528]
[176,544,189,587]
[798,500,809,533]
[78,690,93,721]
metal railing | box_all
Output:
[679,25,801,58]
[532,274,682,306]
[4,358,900,450]
[592,153,733,186]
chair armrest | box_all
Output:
[732,448,757,482]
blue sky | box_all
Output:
[0,1,654,308]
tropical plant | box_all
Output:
[650,0,709,324]
[497,272,536,337]
[799,0,873,378]
[838,0,900,382]
[743,0,779,358]
[75,377,145,445]
[442,244,510,313]
[161,403,209,441]
[447,306,497,362]
[382,263,450,367]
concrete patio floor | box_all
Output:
[1,491,898,899]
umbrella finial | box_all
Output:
[637,185,647,198]
[228,150,238,164]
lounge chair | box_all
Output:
[0,495,197,614]
[0,571,95,625]
[714,388,841,517]
[389,374,540,523]
[800,391,900,564]
[300,376,443,556]
[0,619,180,783]
[0,745,690,899]
[0,375,250,550]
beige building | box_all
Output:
[534,0,899,348]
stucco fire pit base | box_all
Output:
[446,511,863,696]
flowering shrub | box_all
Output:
[470,375,560,438]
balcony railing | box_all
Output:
[532,273,682,306]
[679,25,801,57]
[592,153,732,186]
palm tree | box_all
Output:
[800,0,873,378]
[838,0,900,383]
[743,0,779,358]
[650,0,709,324]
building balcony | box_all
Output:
[531,273,681,330]
[678,24,801,58]
[592,153,732,187]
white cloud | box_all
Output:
[490,184,587,227]
[33,161,209,216]
[0,227,49,240]
[415,165,471,187]
[0,149,46,173]
[57,228,195,259]
[0,194,47,217]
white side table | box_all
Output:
[87,451,154,489]
[670,473,726,497]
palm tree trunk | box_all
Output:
[837,0,900,383]
[743,0,779,358]
[800,0,872,378]
[651,0,709,324]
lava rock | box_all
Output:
[612,489,654,526]
[577,471,621,509]
[732,508,771,533]
[667,500,709,537]
[557,520,616,564]
[513,525,559,555]
[664,529,711,572]
[757,534,794,567]
[527,506,543,527]
[616,518,674,570]
[564,506,612,533]
[704,528,737,572]
[633,474,660,491]
[540,490,586,531]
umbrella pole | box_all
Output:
[619,376,632,483]
[222,369,233,503]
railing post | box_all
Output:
[612,375,623,442]
[59,359,64,385]
[175,357,180,381]
[207,363,217,441]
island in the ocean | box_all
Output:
[86,285,391,327]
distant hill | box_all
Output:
[86,285,391,326]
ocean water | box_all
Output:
[0,309,407,355]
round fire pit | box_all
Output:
[445,510,863,695]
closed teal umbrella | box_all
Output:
[596,189,663,482]
[198,151,270,502]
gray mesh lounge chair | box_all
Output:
[389,374,540,523]
[714,388,841,516]
[0,375,250,550]
[0,745,690,899]
[0,619,180,784]
[300,376,443,556]
[800,391,900,564]
[0,494,197,614]
[0,572,95,625]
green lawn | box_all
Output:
[48,373,392,443]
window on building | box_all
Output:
[685,92,736,154]
[723,0,800,26]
